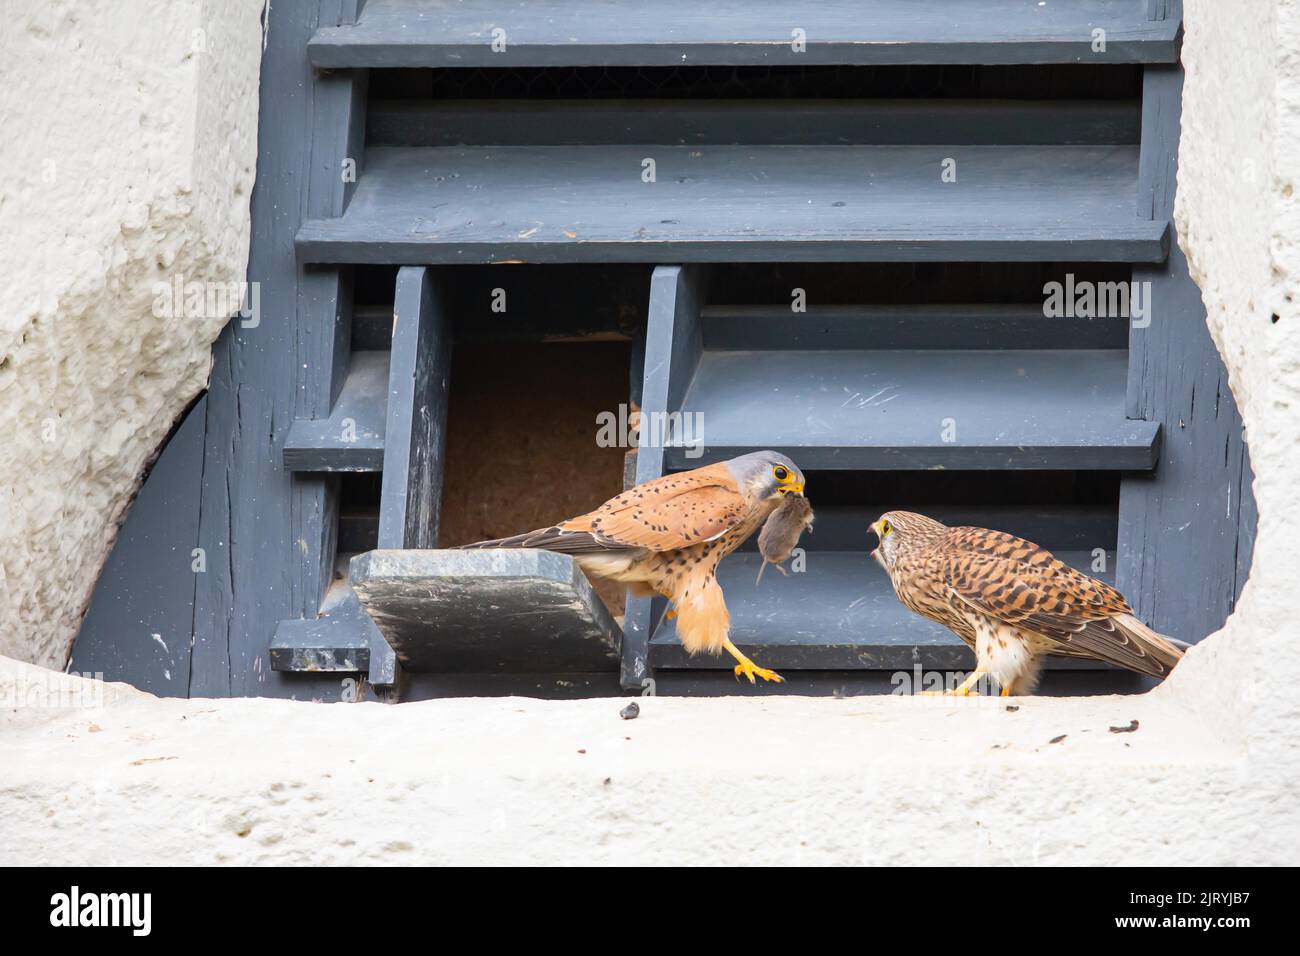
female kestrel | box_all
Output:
[460,451,809,684]
[869,510,1188,696]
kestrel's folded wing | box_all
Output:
[933,527,1181,676]
[561,465,750,553]
[455,464,748,556]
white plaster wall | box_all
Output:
[2,0,1299,865]
[0,655,1277,865]
[1176,0,1300,768]
[0,0,266,669]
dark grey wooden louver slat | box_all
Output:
[308,0,1180,68]
[282,350,388,471]
[664,348,1159,471]
[635,278,1159,473]
[377,266,451,553]
[296,144,1168,265]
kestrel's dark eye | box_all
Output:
[773,465,789,482]
[881,520,893,537]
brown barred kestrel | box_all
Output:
[459,451,808,683]
[870,511,1188,696]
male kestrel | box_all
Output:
[870,511,1188,695]
[459,451,808,683]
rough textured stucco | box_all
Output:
[0,0,266,669]
[0,649,1276,866]
[2,0,1300,865]
[1176,0,1300,762]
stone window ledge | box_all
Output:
[1,626,1281,865]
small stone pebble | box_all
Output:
[619,702,640,720]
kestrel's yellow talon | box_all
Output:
[723,637,784,684]
[733,658,784,684]
[917,670,989,696]
[666,608,677,620]
[952,670,988,696]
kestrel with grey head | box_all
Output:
[460,451,810,683]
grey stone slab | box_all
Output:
[351,549,622,672]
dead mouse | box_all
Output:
[756,495,814,585]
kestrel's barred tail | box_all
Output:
[456,525,616,554]
[1100,613,1188,679]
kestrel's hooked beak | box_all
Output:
[868,520,883,563]
[784,481,805,496]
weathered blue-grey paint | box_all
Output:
[1116,49,1257,644]
[282,350,389,471]
[377,267,451,552]
[308,0,1181,68]
[666,347,1160,471]
[72,397,207,695]
[296,144,1170,265]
